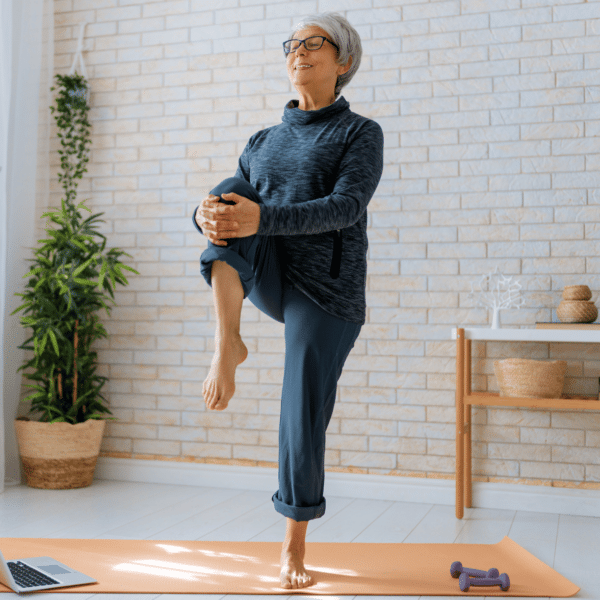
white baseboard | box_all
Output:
[95,457,600,519]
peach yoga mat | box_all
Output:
[0,536,579,596]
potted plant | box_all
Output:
[10,72,139,489]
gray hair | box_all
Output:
[288,12,362,99]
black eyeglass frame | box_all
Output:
[282,36,340,56]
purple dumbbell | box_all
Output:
[459,572,510,592]
[450,561,500,579]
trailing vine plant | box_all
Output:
[11,72,139,424]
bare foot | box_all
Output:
[280,545,313,589]
[203,335,248,411]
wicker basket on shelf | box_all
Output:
[562,285,592,301]
[494,358,567,399]
[557,300,598,323]
[557,285,598,323]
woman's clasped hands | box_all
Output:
[196,192,261,246]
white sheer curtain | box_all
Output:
[0,0,54,494]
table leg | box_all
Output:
[456,328,464,519]
[465,339,472,509]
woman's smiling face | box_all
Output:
[286,26,352,110]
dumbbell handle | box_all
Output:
[462,566,491,578]
[469,577,501,586]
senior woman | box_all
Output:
[192,12,384,589]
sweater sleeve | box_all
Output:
[234,139,251,182]
[256,119,384,236]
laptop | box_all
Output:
[0,546,96,594]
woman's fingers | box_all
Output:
[203,218,227,245]
[204,224,227,245]
[200,194,236,245]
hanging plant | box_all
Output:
[10,71,140,424]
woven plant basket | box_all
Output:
[14,419,105,489]
[494,358,567,399]
[13,319,107,489]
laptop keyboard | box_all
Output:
[7,561,60,588]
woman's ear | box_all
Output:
[339,55,353,75]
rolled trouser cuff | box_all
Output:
[271,491,326,522]
[199,240,258,299]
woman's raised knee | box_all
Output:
[210,177,263,205]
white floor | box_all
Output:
[0,478,597,599]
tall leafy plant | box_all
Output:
[11,72,139,424]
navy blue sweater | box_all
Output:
[195,96,384,324]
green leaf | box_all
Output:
[72,256,95,277]
[63,290,73,312]
[33,278,47,294]
[98,260,108,288]
[22,392,46,403]
[40,297,59,317]
[73,277,97,286]
[23,267,44,278]
[10,301,32,316]
[119,264,139,274]
[48,329,59,356]
[39,332,48,356]
[23,384,45,392]
[70,238,88,252]
[113,264,129,285]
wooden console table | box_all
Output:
[452,326,600,519]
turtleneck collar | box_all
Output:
[282,96,349,126]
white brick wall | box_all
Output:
[31,0,600,489]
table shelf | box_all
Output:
[464,391,600,411]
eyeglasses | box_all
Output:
[282,36,340,56]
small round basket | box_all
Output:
[563,285,592,301]
[557,300,598,323]
[494,358,567,399]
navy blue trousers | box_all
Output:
[198,177,362,522]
